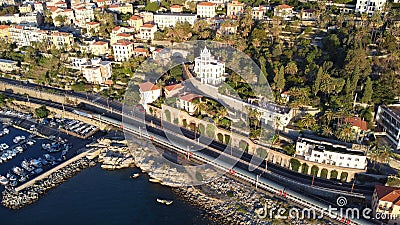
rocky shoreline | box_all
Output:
[2,157,96,209]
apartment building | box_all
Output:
[81,58,112,84]
[111,40,134,61]
[127,15,143,31]
[227,0,244,17]
[153,13,197,29]
[376,105,400,150]
[0,12,44,26]
[197,2,216,18]
[355,0,387,15]
[89,41,109,56]
[295,135,368,170]
[74,7,94,27]
[138,24,157,40]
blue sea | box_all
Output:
[0,127,214,225]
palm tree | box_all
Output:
[368,148,380,170]
[192,98,208,116]
[300,114,316,130]
[321,125,333,137]
[336,123,355,143]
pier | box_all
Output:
[15,148,93,192]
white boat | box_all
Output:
[0,143,9,150]
[3,128,9,134]
[6,153,12,160]
[12,167,23,176]
[131,173,140,179]
[156,198,166,204]
[0,175,8,185]
[149,178,161,183]
[16,146,23,153]
[165,200,173,205]
[13,136,25,144]
[1,154,7,161]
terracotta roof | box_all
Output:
[170,5,183,8]
[116,33,132,37]
[64,9,73,12]
[93,41,108,45]
[134,48,148,52]
[129,15,142,20]
[154,48,163,53]
[375,185,400,205]
[87,21,100,25]
[198,2,215,6]
[112,40,133,46]
[165,83,183,91]
[344,117,368,131]
[0,25,10,29]
[141,23,155,28]
[139,82,160,92]
[109,4,118,8]
[112,26,121,31]
[179,93,202,102]
[278,4,293,9]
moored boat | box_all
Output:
[131,173,140,179]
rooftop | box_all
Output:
[93,41,108,45]
[375,185,400,205]
[165,83,183,91]
[298,134,367,156]
[139,82,160,92]
[344,117,368,131]
[198,2,215,6]
[179,93,202,102]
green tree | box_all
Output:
[145,2,160,12]
[361,77,373,104]
[35,105,50,118]
[313,67,322,96]
[274,66,285,92]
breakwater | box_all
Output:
[2,157,96,209]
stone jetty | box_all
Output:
[2,157,95,209]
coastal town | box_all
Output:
[0,0,400,224]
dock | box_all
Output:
[15,148,93,192]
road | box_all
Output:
[0,77,374,195]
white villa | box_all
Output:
[139,82,161,110]
[194,47,225,85]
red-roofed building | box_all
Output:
[139,23,157,40]
[179,93,203,114]
[128,15,143,30]
[86,21,100,32]
[139,82,161,109]
[90,41,109,56]
[133,48,149,57]
[344,117,368,131]
[372,185,400,225]
[170,5,183,13]
[197,2,216,18]
[164,83,183,97]
[111,40,134,61]
[274,4,294,20]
